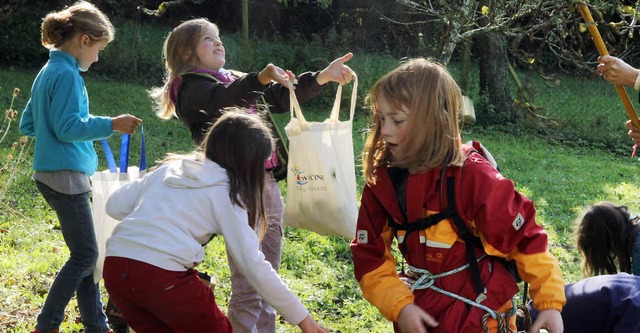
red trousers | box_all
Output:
[103,256,233,333]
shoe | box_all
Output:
[106,298,130,333]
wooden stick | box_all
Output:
[578,3,640,129]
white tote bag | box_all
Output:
[91,130,146,283]
[283,77,358,239]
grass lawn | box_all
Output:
[1,63,639,332]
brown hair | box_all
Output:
[574,201,640,276]
[41,1,114,49]
[151,18,218,119]
[201,110,274,237]
[362,58,464,183]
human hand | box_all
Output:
[528,309,563,333]
[625,119,640,146]
[111,114,142,134]
[258,63,296,87]
[597,55,640,88]
[297,315,329,333]
[316,52,355,86]
[396,304,439,333]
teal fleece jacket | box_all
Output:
[20,50,113,176]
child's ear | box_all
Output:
[80,34,91,47]
[179,48,195,64]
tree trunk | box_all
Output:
[460,39,471,95]
[242,0,249,42]
[474,31,516,125]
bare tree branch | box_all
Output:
[138,0,206,17]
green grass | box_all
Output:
[1,58,640,332]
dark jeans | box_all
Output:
[34,181,109,333]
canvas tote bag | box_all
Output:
[91,129,146,283]
[283,77,358,239]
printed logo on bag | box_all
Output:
[291,166,327,192]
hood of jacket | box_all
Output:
[163,158,228,189]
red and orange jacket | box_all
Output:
[351,146,565,332]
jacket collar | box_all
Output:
[49,50,80,71]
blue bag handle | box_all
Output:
[101,137,117,173]
[119,133,130,172]
[100,125,146,173]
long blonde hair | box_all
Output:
[150,18,219,119]
[363,58,464,183]
[41,1,114,49]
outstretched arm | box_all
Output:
[111,114,142,134]
[316,53,356,86]
[257,63,295,87]
[597,55,640,88]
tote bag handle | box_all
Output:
[329,75,358,123]
[287,75,358,125]
[288,80,308,130]
[100,125,147,173]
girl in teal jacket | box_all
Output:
[20,2,141,332]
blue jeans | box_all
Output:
[34,181,109,333]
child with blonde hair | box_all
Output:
[150,17,354,333]
[20,2,142,332]
[350,58,565,333]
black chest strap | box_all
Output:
[390,174,485,294]
[444,176,485,294]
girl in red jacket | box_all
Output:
[350,58,565,333]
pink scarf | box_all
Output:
[170,68,280,170]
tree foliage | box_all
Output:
[2,0,639,89]
[374,0,640,125]
[387,0,639,73]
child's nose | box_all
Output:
[380,122,393,138]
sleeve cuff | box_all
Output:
[389,298,415,322]
[531,300,564,312]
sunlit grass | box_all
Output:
[1,59,639,331]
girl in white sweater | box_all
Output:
[103,111,328,333]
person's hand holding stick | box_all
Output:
[577,3,640,130]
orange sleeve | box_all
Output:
[358,245,415,321]
[352,185,416,322]
[511,249,566,311]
